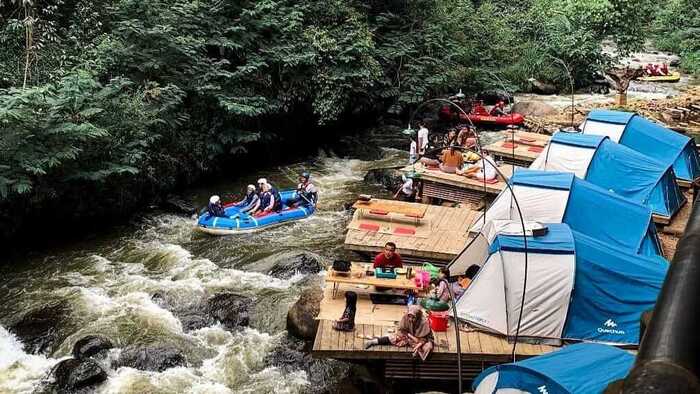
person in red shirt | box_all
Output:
[373,242,403,269]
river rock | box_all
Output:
[72,335,114,360]
[475,90,514,105]
[8,301,70,354]
[51,358,107,392]
[163,195,195,215]
[115,345,186,372]
[364,167,403,192]
[268,251,324,279]
[528,79,558,95]
[286,286,322,340]
[332,135,383,161]
[511,101,557,117]
[206,293,251,330]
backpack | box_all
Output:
[332,260,351,272]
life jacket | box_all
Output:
[298,182,318,204]
[259,191,272,211]
[207,202,225,217]
[269,184,282,210]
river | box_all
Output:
[0,150,404,394]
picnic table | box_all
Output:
[326,262,425,298]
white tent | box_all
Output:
[452,221,575,341]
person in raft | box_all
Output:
[394,174,415,202]
[332,291,357,332]
[364,305,435,360]
[257,178,283,211]
[252,183,276,216]
[290,172,318,207]
[373,242,403,269]
[207,195,226,217]
[457,149,497,181]
[419,144,464,173]
[234,185,260,214]
[490,100,507,116]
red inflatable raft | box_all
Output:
[439,101,525,127]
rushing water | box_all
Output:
[0,150,404,394]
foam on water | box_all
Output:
[0,326,58,394]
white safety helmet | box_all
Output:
[257,178,267,185]
[247,184,256,191]
[209,195,220,204]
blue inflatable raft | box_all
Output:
[195,189,316,234]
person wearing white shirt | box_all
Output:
[394,175,415,202]
[458,150,498,181]
[417,122,429,155]
[409,138,417,164]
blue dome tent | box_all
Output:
[530,132,686,220]
[471,169,663,256]
[581,109,700,184]
[452,221,667,346]
[472,343,634,394]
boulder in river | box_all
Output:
[511,101,557,117]
[286,286,322,340]
[8,301,71,355]
[331,135,383,161]
[115,345,186,372]
[50,358,107,392]
[528,79,558,95]
[268,251,325,279]
[364,167,404,192]
[475,90,514,105]
[163,195,196,215]
[72,335,114,360]
[206,293,252,330]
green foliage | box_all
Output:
[652,0,700,75]
[0,70,157,198]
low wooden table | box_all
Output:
[485,130,550,166]
[326,262,424,298]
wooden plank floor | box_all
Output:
[344,200,478,262]
[312,319,556,362]
[400,163,513,196]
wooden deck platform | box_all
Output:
[344,199,478,263]
[312,284,557,380]
[400,163,513,204]
[485,130,550,166]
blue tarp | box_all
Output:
[511,169,662,256]
[473,343,635,394]
[489,223,575,254]
[564,231,668,344]
[586,109,700,182]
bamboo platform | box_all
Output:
[312,284,556,380]
[485,130,550,166]
[400,163,514,204]
[344,199,478,263]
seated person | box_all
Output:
[490,101,506,116]
[365,305,434,361]
[394,175,415,202]
[207,195,226,217]
[332,291,357,332]
[290,172,318,207]
[457,127,476,148]
[419,145,464,173]
[257,177,282,211]
[442,130,457,147]
[234,185,260,214]
[457,150,497,181]
[253,183,275,216]
[435,267,464,302]
[373,242,403,269]
[459,264,481,289]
